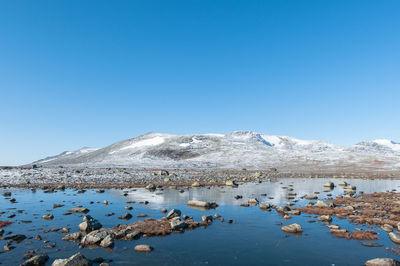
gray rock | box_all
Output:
[260,203,271,209]
[42,214,54,220]
[79,216,102,232]
[315,200,335,208]
[187,200,218,209]
[81,230,109,246]
[248,198,259,204]
[126,231,142,240]
[389,232,400,244]
[225,180,238,187]
[382,224,393,232]
[62,232,82,242]
[281,223,303,233]
[99,235,114,248]
[191,181,201,188]
[323,182,335,188]
[276,206,291,213]
[365,258,400,266]
[21,254,49,266]
[51,252,91,266]
[166,209,181,219]
[146,184,156,191]
[170,217,187,230]
[317,215,332,222]
[202,215,213,223]
[304,195,318,200]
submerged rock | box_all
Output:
[68,207,90,214]
[118,213,133,220]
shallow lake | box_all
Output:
[1,178,400,265]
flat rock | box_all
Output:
[68,208,90,214]
[134,244,153,252]
[365,258,400,266]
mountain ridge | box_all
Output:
[32,131,400,171]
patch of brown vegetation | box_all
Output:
[295,192,400,228]
[111,217,209,239]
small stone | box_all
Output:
[42,214,54,220]
[118,213,133,220]
[317,215,332,223]
[281,223,303,233]
[134,244,153,252]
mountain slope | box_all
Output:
[32,131,400,171]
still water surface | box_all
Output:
[1,178,400,265]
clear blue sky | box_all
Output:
[1,0,399,165]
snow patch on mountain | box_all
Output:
[32,131,400,171]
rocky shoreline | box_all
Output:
[1,166,399,188]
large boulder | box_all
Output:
[51,253,91,266]
[81,230,109,246]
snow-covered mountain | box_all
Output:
[32,131,400,171]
